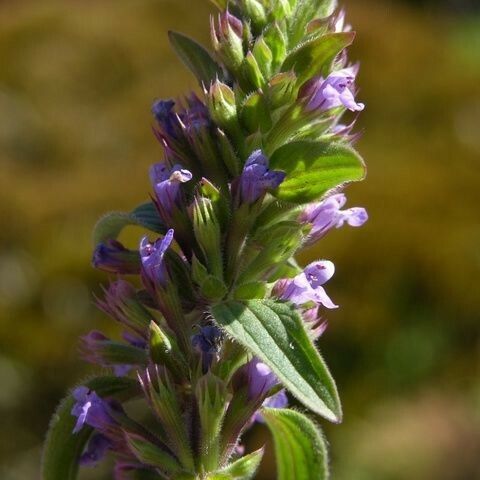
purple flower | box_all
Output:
[182,93,211,131]
[275,261,338,309]
[192,325,223,370]
[150,163,192,219]
[79,330,110,366]
[92,240,141,275]
[71,387,114,434]
[139,230,174,289]
[80,330,147,373]
[254,389,289,423]
[246,357,279,400]
[331,9,351,33]
[80,434,112,466]
[239,150,285,203]
[152,99,177,137]
[303,66,365,112]
[300,193,368,244]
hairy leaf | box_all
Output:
[211,299,341,422]
[263,408,329,479]
[169,31,224,87]
[269,141,365,203]
[92,202,165,245]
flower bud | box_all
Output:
[211,12,244,71]
[207,81,239,134]
[241,51,265,90]
[242,0,267,31]
[92,240,141,275]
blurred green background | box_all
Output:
[0,0,479,478]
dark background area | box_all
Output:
[0,0,479,478]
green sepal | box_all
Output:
[237,221,303,283]
[125,432,184,474]
[201,275,228,301]
[208,448,264,479]
[42,376,140,480]
[240,91,272,134]
[252,37,273,79]
[211,299,342,422]
[269,140,366,204]
[88,340,148,366]
[193,197,224,280]
[143,369,195,470]
[263,22,288,71]
[92,202,165,245]
[233,281,267,300]
[208,81,243,144]
[282,32,355,86]
[267,71,298,110]
[216,128,241,177]
[241,52,266,90]
[192,254,210,286]
[271,0,293,20]
[262,408,329,480]
[169,31,224,87]
[197,177,230,232]
[196,373,228,471]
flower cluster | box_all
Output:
[45,1,368,478]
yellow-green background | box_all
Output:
[0,0,479,478]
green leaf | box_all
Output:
[208,448,264,479]
[282,32,355,86]
[288,0,337,46]
[92,202,166,245]
[211,299,341,422]
[42,376,140,480]
[169,31,224,87]
[269,141,366,204]
[262,408,329,480]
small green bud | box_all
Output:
[207,81,243,145]
[252,37,273,79]
[210,12,245,72]
[149,321,172,364]
[241,52,265,90]
[242,0,267,31]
